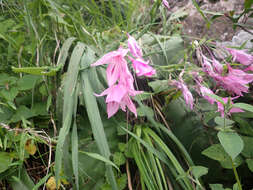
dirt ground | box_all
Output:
[169,0,246,41]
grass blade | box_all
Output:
[71,122,79,190]
[144,127,194,190]
[55,42,86,185]
[191,0,211,28]
[32,173,52,190]
[56,37,76,67]
[79,151,119,171]
[80,45,118,189]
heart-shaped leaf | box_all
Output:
[218,131,244,160]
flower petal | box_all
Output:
[129,57,156,77]
[105,84,127,103]
[226,48,253,65]
[127,34,143,58]
[121,95,137,117]
[107,102,120,118]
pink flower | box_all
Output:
[127,34,143,58]
[128,57,156,77]
[95,84,128,103]
[244,65,253,72]
[171,79,194,110]
[212,58,223,74]
[198,84,216,104]
[214,64,253,96]
[202,56,215,76]
[91,46,143,118]
[216,97,244,117]
[91,47,129,86]
[96,84,142,118]
[162,0,170,10]
[226,48,253,65]
[227,64,253,82]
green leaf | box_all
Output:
[245,0,253,9]
[241,136,253,158]
[0,87,19,102]
[192,0,211,27]
[190,166,208,179]
[206,93,224,104]
[79,151,119,171]
[55,42,86,185]
[118,143,126,152]
[137,105,154,118]
[11,106,35,122]
[0,152,13,173]
[202,144,243,168]
[214,116,234,127]
[12,66,60,76]
[220,156,243,169]
[202,144,228,162]
[57,37,76,68]
[0,105,14,123]
[31,103,48,116]
[233,103,253,113]
[233,183,239,190]
[101,174,127,190]
[234,117,253,136]
[169,8,188,21]
[209,184,226,190]
[246,159,253,172]
[32,173,52,190]
[113,152,126,166]
[17,75,42,91]
[218,131,244,160]
[10,167,35,190]
[80,45,118,189]
[148,80,169,93]
[71,123,79,190]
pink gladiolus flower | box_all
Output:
[95,84,128,103]
[216,97,244,117]
[106,94,138,118]
[212,58,223,74]
[162,0,170,10]
[198,84,216,104]
[127,34,143,58]
[202,56,215,76]
[227,64,253,82]
[214,64,253,96]
[91,47,129,86]
[91,46,144,118]
[244,65,253,72]
[128,57,156,77]
[96,84,142,118]
[226,48,253,65]
[171,79,194,110]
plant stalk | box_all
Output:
[231,158,243,190]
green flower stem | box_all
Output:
[224,106,242,190]
[231,157,243,190]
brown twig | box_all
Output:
[126,160,133,190]
[0,123,55,145]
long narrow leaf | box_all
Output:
[57,37,76,67]
[55,42,86,185]
[144,128,194,190]
[72,123,79,190]
[79,151,119,171]
[80,45,118,190]
[32,173,52,190]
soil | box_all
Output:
[169,0,245,41]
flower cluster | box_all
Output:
[170,47,253,117]
[91,34,155,118]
